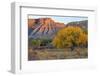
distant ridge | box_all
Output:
[66,20,88,29]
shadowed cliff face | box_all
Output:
[28,18,65,39]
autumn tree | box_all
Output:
[52,26,87,49]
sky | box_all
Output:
[28,15,88,24]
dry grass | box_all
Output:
[28,48,88,61]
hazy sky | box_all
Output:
[28,15,88,24]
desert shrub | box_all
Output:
[31,39,41,46]
[40,38,52,46]
[30,38,52,47]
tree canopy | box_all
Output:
[52,26,87,49]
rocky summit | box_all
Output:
[28,18,65,39]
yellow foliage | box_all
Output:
[52,26,87,48]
